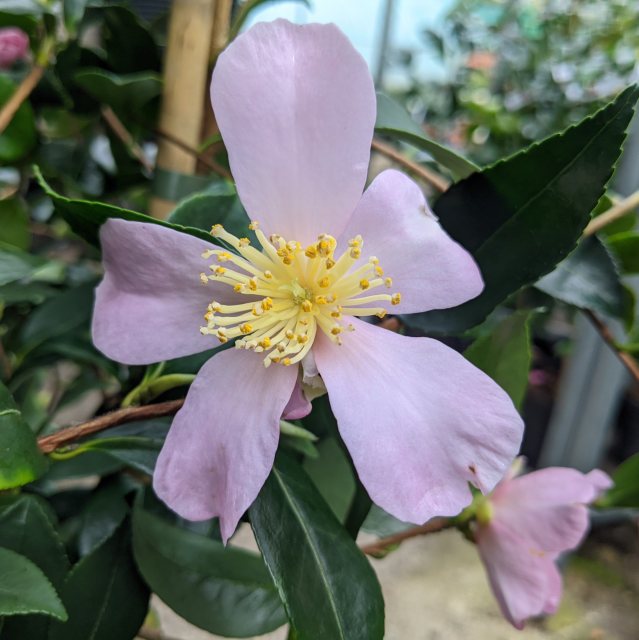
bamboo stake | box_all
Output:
[150,0,218,219]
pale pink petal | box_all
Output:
[477,521,561,629]
[586,469,614,496]
[490,467,609,553]
[212,19,376,245]
[312,319,523,524]
[337,170,483,314]
[282,378,312,420]
[93,219,246,365]
[153,348,297,542]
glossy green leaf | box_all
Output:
[0,548,66,620]
[375,92,478,179]
[0,76,36,163]
[0,494,69,639]
[0,242,64,287]
[0,381,48,489]
[536,236,625,317]
[0,198,29,250]
[599,453,639,508]
[606,231,639,274]
[63,0,89,30]
[48,522,149,640]
[229,0,311,40]
[250,453,384,640]
[74,69,162,117]
[35,167,213,247]
[464,310,533,408]
[132,499,287,637]
[404,85,639,334]
[168,183,249,237]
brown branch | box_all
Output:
[0,64,46,134]
[101,106,154,173]
[154,127,232,179]
[359,517,452,556]
[371,138,451,192]
[583,189,639,237]
[37,399,184,453]
[585,310,639,388]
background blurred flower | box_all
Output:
[475,464,612,628]
[0,27,29,69]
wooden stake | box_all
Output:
[150,0,218,219]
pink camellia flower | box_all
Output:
[475,463,612,629]
[92,19,524,542]
[0,27,29,69]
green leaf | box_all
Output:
[74,69,162,118]
[63,0,89,31]
[35,167,215,247]
[0,380,48,489]
[404,85,639,334]
[250,453,384,640]
[0,76,36,163]
[19,282,95,350]
[132,497,287,637]
[0,243,64,287]
[536,237,625,317]
[0,494,68,588]
[0,494,69,639]
[464,310,533,408]
[0,198,29,250]
[229,0,311,40]
[375,92,478,180]
[606,231,639,274]
[599,453,639,508]
[48,522,149,640]
[0,548,66,620]
[168,183,249,237]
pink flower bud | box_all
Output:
[0,28,29,69]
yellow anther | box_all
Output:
[260,337,271,348]
[217,252,232,262]
[271,356,281,364]
[239,237,250,246]
[297,334,309,344]
[213,266,226,275]
[331,326,343,335]
[285,330,295,340]
[283,358,292,366]
[264,270,273,279]
[330,310,341,318]
[375,266,384,276]
[391,293,401,306]
[261,297,273,311]
[376,309,387,318]
[199,327,209,335]
[325,257,336,269]
[239,323,253,334]
[301,300,313,313]
[359,279,370,290]
[233,283,243,292]
[305,245,318,258]
[348,238,361,247]
[204,311,213,321]
[248,221,259,230]
[200,273,208,284]
[282,255,293,265]
[211,224,223,236]
[385,277,393,288]
[248,279,258,291]
[350,247,361,259]
[314,295,328,305]
[210,302,221,312]
[318,277,330,288]
[217,335,228,344]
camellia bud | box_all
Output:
[0,27,29,69]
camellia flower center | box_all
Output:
[199,222,401,367]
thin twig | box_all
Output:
[371,138,451,192]
[359,517,452,556]
[154,127,232,179]
[583,189,639,237]
[37,399,184,453]
[101,106,154,173]
[0,64,46,134]
[585,310,639,387]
